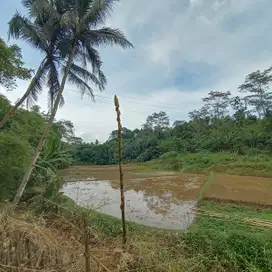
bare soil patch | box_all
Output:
[60,165,272,206]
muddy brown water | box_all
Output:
[60,165,272,229]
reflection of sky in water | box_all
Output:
[61,180,196,230]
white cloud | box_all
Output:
[2,0,272,142]
[189,0,203,7]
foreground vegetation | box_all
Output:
[78,201,272,272]
[1,198,271,272]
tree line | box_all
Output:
[72,66,272,164]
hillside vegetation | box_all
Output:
[0,94,73,201]
[147,151,272,177]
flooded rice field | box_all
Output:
[60,165,272,229]
[62,180,196,229]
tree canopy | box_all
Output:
[0,39,32,90]
[239,67,272,117]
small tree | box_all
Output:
[143,111,170,131]
[0,39,32,91]
[239,67,272,118]
[202,91,231,119]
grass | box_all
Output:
[197,171,214,203]
[0,203,83,271]
[183,201,272,272]
[200,200,272,221]
[146,151,272,177]
[133,164,167,173]
[1,196,272,271]
[58,196,272,272]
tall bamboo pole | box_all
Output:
[114,95,127,245]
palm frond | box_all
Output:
[80,44,107,87]
[22,0,34,10]
[98,69,107,88]
[69,62,105,91]
[36,15,61,41]
[26,59,48,108]
[14,1,61,48]
[8,12,48,53]
[74,44,107,89]
[66,68,95,99]
[82,0,118,26]
[74,46,88,67]
[76,0,93,18]
[84,44,101,69]
[23,0,53,19]
[62,43,105,86]
[84,27,133,48]
[74,45,101,71]
[57,35,74,59]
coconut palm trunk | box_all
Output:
[13,45,77,205]
[0,63,45,129]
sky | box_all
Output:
[1,0,272,142]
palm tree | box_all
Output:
[0,1,59,128]
[13,0,133,204]
[35,136,72,185]
[0,0,106,128]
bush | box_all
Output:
[153,151,272,176]
[0,132,30,200]
[183,228,272,271]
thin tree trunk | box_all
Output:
[114,95,127,245]
[0,62,46,129]
[13,46,77,205]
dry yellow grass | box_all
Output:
[0,205,82,271]
[0,204,130,272]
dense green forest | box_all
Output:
[0,94,74,201]
[72,67,272,166]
